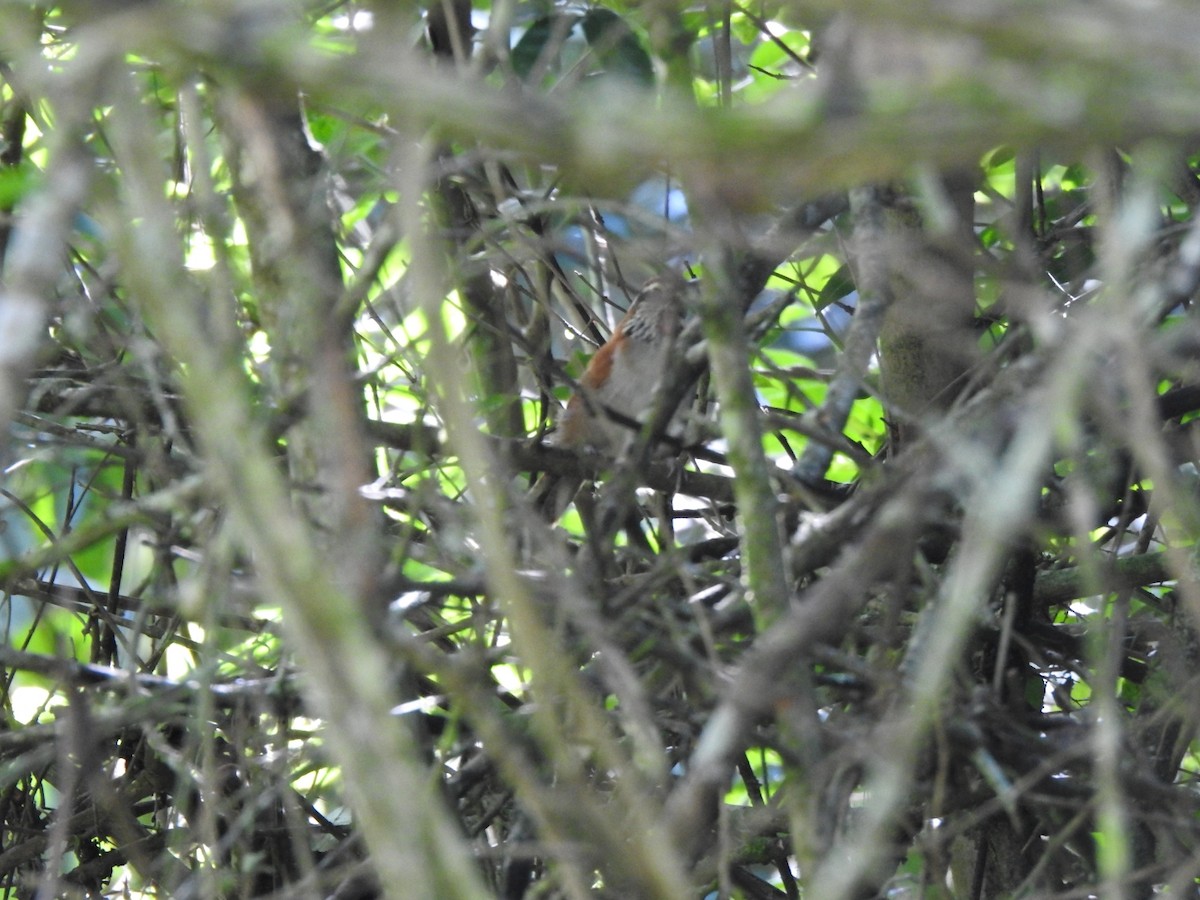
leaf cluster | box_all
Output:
[3,2,1200,899]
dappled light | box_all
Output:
[3,1,1200,898]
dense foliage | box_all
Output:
[3,1,1200,897]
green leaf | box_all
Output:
[816,262,856,310]
[580,9,654,85]
[0,162,36,207]
[512,14,580,79]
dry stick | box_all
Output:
[0,646,301,708]
[693,251,792,625]
[793,186,894,484]
[732,195,850,308]
[806,335,1121,898]
[665,481,920,857]
[105,76,489,900]
[61,3,1200,202]
[1032,552,1173,606]
[0,114,91,439]
[0,771,185,885]
[665,353,1049,868]
[398,134,692,898]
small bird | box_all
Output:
[536,273,689,518]
[558,273,687,452]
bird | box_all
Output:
[558,273,688,451]
[535,273,690,519]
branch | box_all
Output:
[1032,552,1174,607]
[0,646,300,709]
[793,186,893,482]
